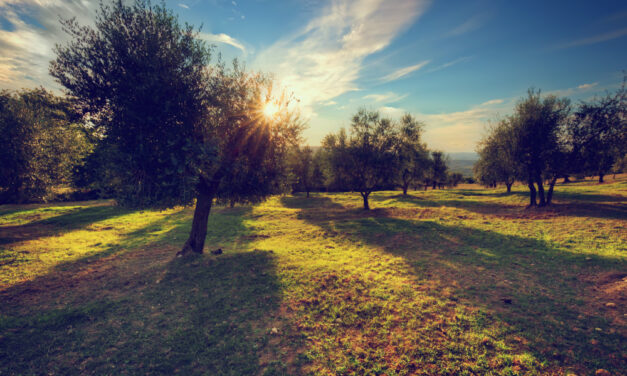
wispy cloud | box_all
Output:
[546,82,600,97]
[556,27,627,49]
[198,32,247,54]
[254,0,430,114]
[445,14,488,37]
[0,0,96,90]
[178,3,189,9]
[363,92,407,103]
[480,99,503,106]
[381,60,430,82]
[426,56,471,73]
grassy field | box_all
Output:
[1,178,625,375]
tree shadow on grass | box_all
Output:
[0,203,131,245]
[286,198,626,374]
[372,190,627,221]
[0,205,296,375]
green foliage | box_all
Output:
[396,113,429,194]
[569,78,626,181]
[429,150,449,188]
[0,89,91,204]
[323,109,399,209]
[475,118,518,191]
[51,0,211,208]
[289,146,325,197]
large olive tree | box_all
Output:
[51,0,301,255]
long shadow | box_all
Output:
[0,205,294,375]
[0,203,130,245]
[371,190,627,220]
[287,197,626,374]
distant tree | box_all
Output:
[510,89,570,207]
[447,172,464,188]
[0,88,90,203]
[429,151,449,189]
[395,113,429,195]
[569,79,626,183]
[323,109,398,210]
[290,146,319,197]
[51,1,301,255]
[475,118,518,192]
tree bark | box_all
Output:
[506,182,512,193]
[546,176,558,205]
[527,179,537,207]
[432,181,437,189]
[306,190,310,198]
[402,183,409,196]
[178,178,216,256]
[535,175,546,206]
[361,192,370,210]
[598,173,604,183]
[562,175,570,183]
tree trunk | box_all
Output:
[598,173,604,183]
[535,175,546,206]
[178,178,216,256]
[424,183,428,191]
[361,192,370,210]
[546,176,558,205]
[306,190,310,198]
[563,175,570,183]
[402,183,409,196]
[527,179,537,207]
[432,181,437,189]
[506,182,512,193]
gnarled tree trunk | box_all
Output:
[527,178,537,207]
[546,176,558,205]
[177,178,217,256]
[361,191,370,210]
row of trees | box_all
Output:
[475,82,626,207]
[288,109,462,210]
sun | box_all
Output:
[263,101,279,118]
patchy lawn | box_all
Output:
[1,178,625,375]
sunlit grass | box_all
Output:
[0,178,625,375]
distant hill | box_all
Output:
[447,152,477,178]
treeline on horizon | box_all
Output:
[0,1,625,254]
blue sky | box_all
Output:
[1,0,625,151]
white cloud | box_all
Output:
[198,32,247,54]
[480,99,503,106]
[556,27,627,49]
[379,106,405,117]
[546,81,601,97]
[577,82,598,90]
[178,3,189,9]
[254,0,430,114]
[363,92,407,103]
[426,56,471,73]
[0,0,96,91]
[381,60,429,82]
[445,14,487,37]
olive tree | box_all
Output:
[51,0,301,255]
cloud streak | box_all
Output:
[556,27,627,49]
[198,32,247,54]
[381,60,430,82]
[0,0,96,90]
[254,0,430,112]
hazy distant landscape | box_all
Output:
[1,0,626,375]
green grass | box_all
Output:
[1,178,625,375]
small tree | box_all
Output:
[290,146,317,197]
[0,89,90,203]
[429,151,449,189]
[570,79,626,183]
[395,114,429,195]
[51,1,301,255]
[475,118,518,192]
[510,89,570,207]
[323,109,398,210]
